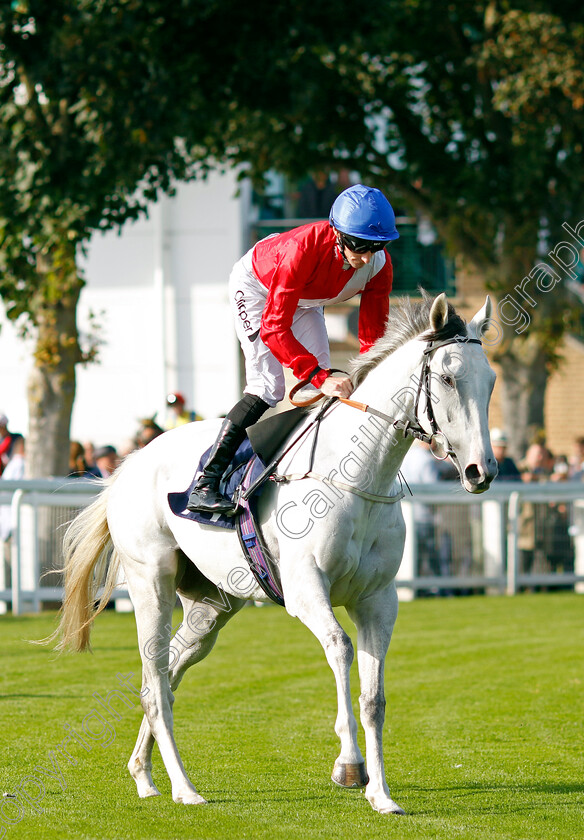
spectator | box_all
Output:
[94,445,119,477]
[68,441,100,478]
[547,453,576,576]
[296,171,339,219]
[490,428,521,480]
[520,442,555,483]
[518,442,573,579]
[165,393,203,430]
[0,435,25,544]
[137,417,165,448]
[568,436,584,477]
[119,438,138,459]
[551,454,570,481]
[1,434,25,483]
[83,441,98,473]
[0,414,16,476]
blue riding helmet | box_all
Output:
[329,184,400,241]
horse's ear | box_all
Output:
[468,296,492,338]
[429,293,449,332]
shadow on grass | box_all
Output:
[0,692,89,699]
[204,790,336,805]
[403,779,584,815]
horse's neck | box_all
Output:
[312,340,422,491]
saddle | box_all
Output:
[167,407,308,605]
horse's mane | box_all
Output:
[349,291,467,387]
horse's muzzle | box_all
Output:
[463,459,498,493]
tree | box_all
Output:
[2,1,582,471]
[166,1,584,457]
[345,1,584,457]
[0,0,376,476]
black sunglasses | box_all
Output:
[339,233,388,254]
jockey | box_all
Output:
[187,183,400,515]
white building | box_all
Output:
[1,171,251,452]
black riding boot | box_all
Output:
[186,419,247,515]
[186,394,270,516]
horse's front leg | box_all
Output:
[347,583,405,815]
[282,562,366,787]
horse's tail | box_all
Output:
[44,473,121,652]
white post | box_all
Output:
[17,501,39,613]
[10,490,23,615]
[482,500,506,594]
[506,491,521,596]
[397,501,416,601]
[0,537,7,614]
[574,499,584,594]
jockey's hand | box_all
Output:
[320,374,354,399]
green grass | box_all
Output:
[0,593,583,840]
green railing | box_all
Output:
[388,224,456,297]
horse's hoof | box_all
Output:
[331,761,369,788]
[173,790,207,805]
[138,785,161,799]
[128,765,161,799]
[378,801,405,815]
[367,794,405,815]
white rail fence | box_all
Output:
[0,479,130,615]
[1,478,583,614]
[398,481,584,599]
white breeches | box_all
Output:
[228,249,331,407]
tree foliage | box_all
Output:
[201,1,584,451]
[0,0,582,470]
[0,0,377,474]
[348,2,584,453]
[0,0,377,318]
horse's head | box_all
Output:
[421,294,498,493]
[349,292,498,493]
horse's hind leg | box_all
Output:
[123,553,208,805]
[129,716,164,799]
[128,572,244,801]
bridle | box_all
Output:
[290,335,483,462]
[393,335,482,459]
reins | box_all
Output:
[289,335,483,460]
[240,398,333,502]
[242,334,482,505]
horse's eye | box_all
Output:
[441,374,455,389]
